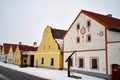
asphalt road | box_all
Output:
[0,66,48,80]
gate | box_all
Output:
[112,64,120,80]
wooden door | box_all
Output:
[112,64,120,80]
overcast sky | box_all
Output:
[0,0,120,46]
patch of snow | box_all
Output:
[22,51,28,55]
[0,61,104,80]
[55,39,63,51]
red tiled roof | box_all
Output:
[66,10,120,37]
[64,10,120,39]
[11,44,18,52]
[18,45,38,55]
[3,43,11,54]
[81,10,120,28]
[19,45,37,51]
[3,43,18,54]
[3,43,37,55]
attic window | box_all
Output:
[76,23,80,30]
[87,20,91,27]
[76,36,80,43]
[87,34,91,42]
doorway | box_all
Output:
[30,55,34,67]
[112,64,120,80]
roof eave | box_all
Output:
[109,27,120,32]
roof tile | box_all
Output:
[81,10,120,28]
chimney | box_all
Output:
[33,42,37,47]
[19,42,22,45]
[106,14,112,17]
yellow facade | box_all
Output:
[37,26,59,52]
[14,46,28,66]
[14,46,22,65]
[31,26,64,69]
[34,53,63,69]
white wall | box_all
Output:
[108,42,120,74]
[64,13,105,52]
[64,50,106,74]
[107,30,120,42]
[7,47,14,63]
[64,12,120,75]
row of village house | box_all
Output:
[0,10,120,80]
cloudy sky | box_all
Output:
[0,0,120,46]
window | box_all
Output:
[76,36,80,43]
[24,59,27,63]
[78,58,84,68]
[70,58,73,66]
[48,45,50,49]
[87,34,91,42]
[76,23,80,30]
[43,46,45,50]
[87,20,91,27]
[90,57,99,69]
[41,58,44,64]
[50,58,54,66]
[17,59,19,63]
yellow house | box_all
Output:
[28,25,66,69]
[14,44,37,67]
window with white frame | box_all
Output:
[90,57,99,69]
[78,58,84,68]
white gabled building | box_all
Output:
[7,44,17,63]
[63,10,120,79]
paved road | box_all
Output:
[0,66,48,80]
